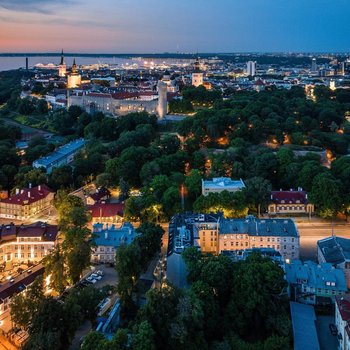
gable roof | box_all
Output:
[1,184,53,206]
[88,203,124,218]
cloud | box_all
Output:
[0,0,77,14]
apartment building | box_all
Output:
[0,184,54,221]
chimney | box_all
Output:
[38,185,41,191]
[16,189,19,195]
[29,183,32,189]
[28,191,31,198]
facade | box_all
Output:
[88,203,124,225]
[194,215,300,260]
[67,59,81,88]
[32,138,86,173]
[318,236,350,289]
[91,222,137,263]
[0,184,54,220]
[68,87,167,118]
[0,264,45,318]
[201,177,245,196]
[285,260,347,305]
[268,190,314,216]
[0,222,58,264]
[335,295,350,350]
[246,61,257,76]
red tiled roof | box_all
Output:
[88,203,124,218]
[1,184,53,206]
[271,191,308,204]
[336,295,350,321]
[254,79,266,86]
[112,92,139,100]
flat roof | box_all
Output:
[290,301,320,350]
[202,177,245,190]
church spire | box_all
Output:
[72,58,77,74]
[60,49,65,66]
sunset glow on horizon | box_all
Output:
[1,0,350,53]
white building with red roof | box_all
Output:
[268,189,314,216]
[336,295,350,350]
[88,203,124,225]
[0,185,54,221]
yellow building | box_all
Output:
[0,185,54,221]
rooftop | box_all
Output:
[32,138,85,168]
[271,190,308,204]
[92,222,137,247]
[285,260,347,292]
[0,184,53,206]
[88,203,124,218]
[290,301,320,350]
[202,177,245,190]
[317,236,350,264]
[219,216,299,238]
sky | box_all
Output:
[0,0,349,53]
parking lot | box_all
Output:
[82,264,118,289]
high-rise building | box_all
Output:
[58,49,66,77]
[246,61,257,76]
[311,57,317,72]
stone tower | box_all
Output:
[157,81,168,119]
[192,57,203,87]
[67,58,81,88]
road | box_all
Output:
[297,221,350,260]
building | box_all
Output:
[32,138,86,173]
[318,236,350,289]
[0,264,45,318]
[67,59,81,88]
[58,49,66,77]
[285,260,347,305]
[91,222,137,263]
[86,187,111,205]
[335,295,350,350]
[193,215,300,260]
[311,57,317,72]
[268,190,314,216]
[88,203,124,225]
[192,58,204,87]
[221,247,284,265]
[0,222,58,264]
[68,87,167,118]
[201,177,245,196]
[0,184,54,220]
[290,301,320,350]
[246,61,257,76]
[161,70,178,93]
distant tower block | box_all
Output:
[157,81,168,119]
[67,58,81,88]
[58,49,67,77]
[192,57,204,87]
[311,57,317,72]
[26,57,29,71]
[246,61,257,76]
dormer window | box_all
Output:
[281,200,285,204]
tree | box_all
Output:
[132,321,156,350]
[242,177,272,217]
[309,173,342,218]
[43,245,67,293]
[185,169,202,200]
[11,276,45,330]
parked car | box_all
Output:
[96,270,104,276]
[329,323,337,336]
[91,273,102,280]
[86,276,97,284]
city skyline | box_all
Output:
[1,0,350,53]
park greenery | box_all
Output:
[82,250,291,350]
